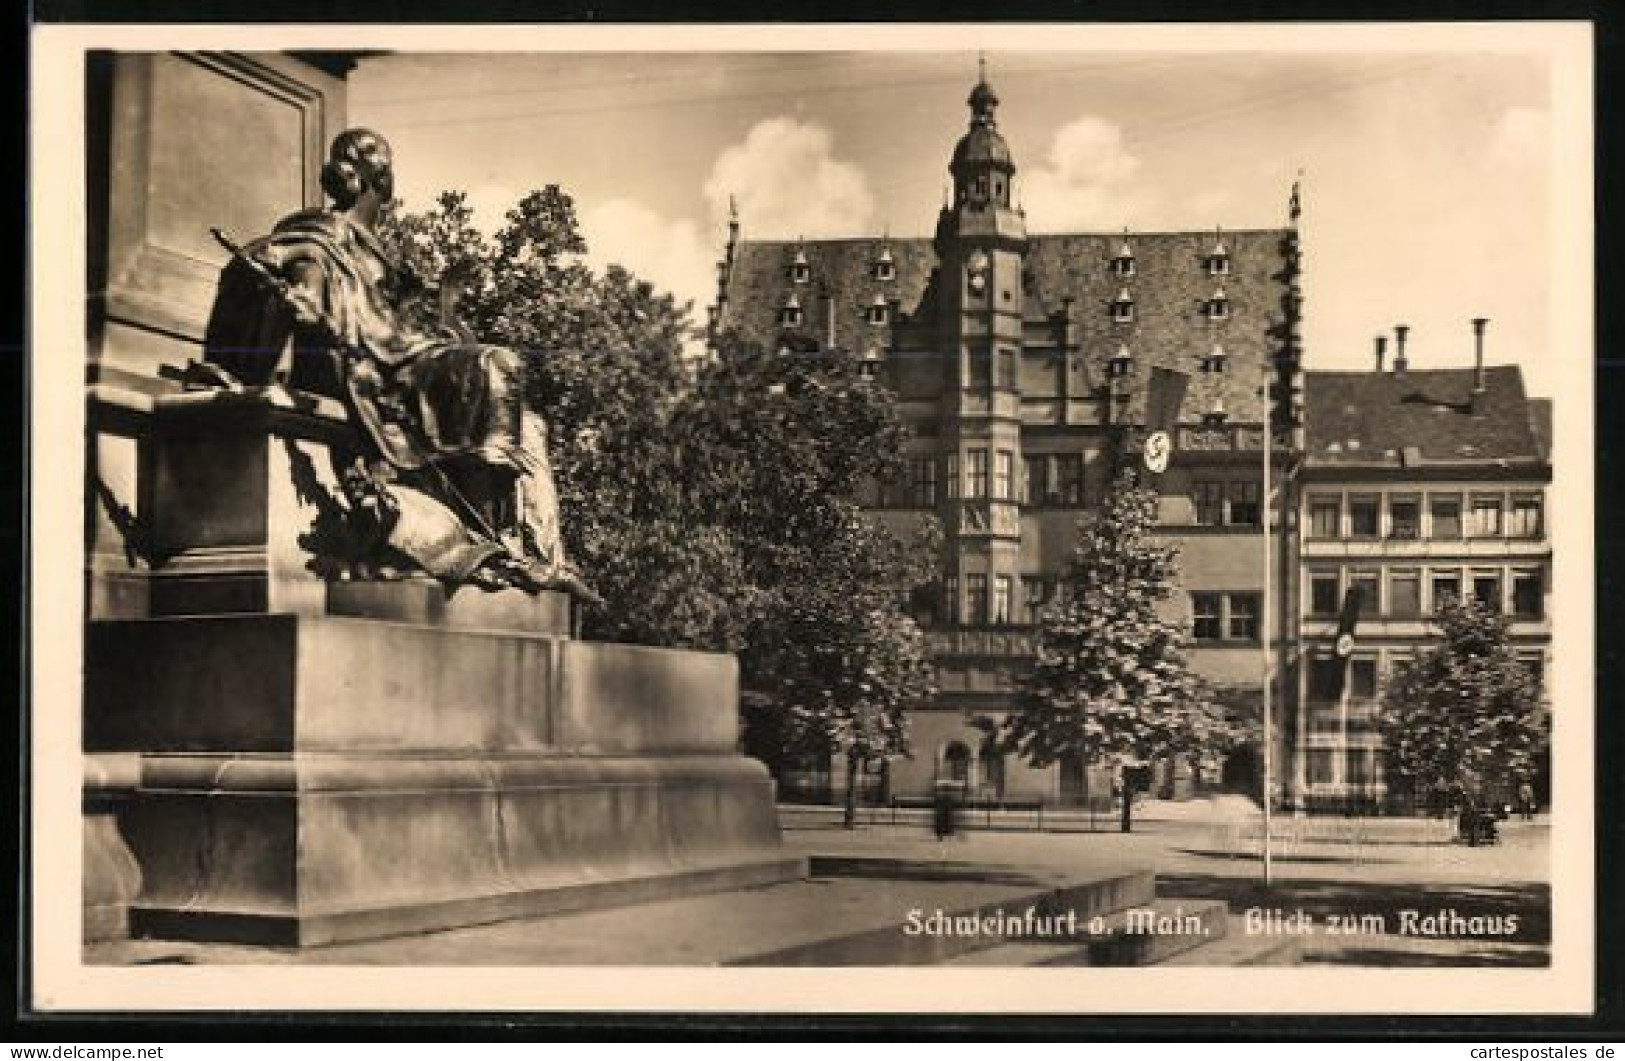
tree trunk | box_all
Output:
[843,751,861,830]
[1120,764,1134,834]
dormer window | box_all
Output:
[1203,397,1228,424]
[1205,287,1230,321]
[788,247,811,284]
[1111,287,1135,323]
[1205,233,1230,276]
[1109,239,1135,278]
[858,348,883,379]
[779,294,803,327]
[1201,343,1229,374]
[866,295,890,326]
[1107,343,1134,379]
[870,246,896,282]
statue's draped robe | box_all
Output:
[203,208,564,585]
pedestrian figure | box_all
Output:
[1459,790,1481,847]
[1458,791,1500,846]
[1518,780,1536,821]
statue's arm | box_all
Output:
[280,259,331,331]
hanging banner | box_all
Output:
[1141,366,1190,474]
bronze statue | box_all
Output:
[200,128,589,598]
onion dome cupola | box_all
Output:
[949,67,1016,209]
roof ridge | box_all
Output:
[736,226,1292,247]
[1306,365,1523,378]
[1029,226,1290,239]
[735,234,931,246]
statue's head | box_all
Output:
[320,128,395,208]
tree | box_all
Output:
[1002,468,1235,832]
[1378,595,1546,820]
[767,546,937,828]
[693,338,940,826]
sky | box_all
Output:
[348,29,1585,399]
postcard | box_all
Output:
[28,20,1595,1015]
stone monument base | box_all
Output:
[83,386,804,948]
[117,753,800,947]
[86,601,804,946]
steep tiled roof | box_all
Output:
[719,236,938,359]
[1304,366,1546,467]
[1024,229,1287,425]
[717,228,1290,426]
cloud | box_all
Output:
[702,117,876,238]
[580,197,716,314]
[1020,116,1156,231]
[398,179,716,312]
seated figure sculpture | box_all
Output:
[200,128,588,597]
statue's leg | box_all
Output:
[381,481,503,586]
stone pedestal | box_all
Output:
[85,392,803,947]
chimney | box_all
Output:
[1393,324,1410,378]
[1374,335,1388,373]
[1471,317,1489,395]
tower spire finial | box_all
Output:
[967,54,999,126]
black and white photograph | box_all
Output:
[28,21,1594,1014]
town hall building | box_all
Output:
[712,71,1302,807]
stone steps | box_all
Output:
[88,856,1304,968]
[90,863,1161,967]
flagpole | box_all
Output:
[1262,376,1274,888]
[1262,174,1303,888]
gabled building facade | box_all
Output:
[1293,326,1553,812]
[714,72,1299,806]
